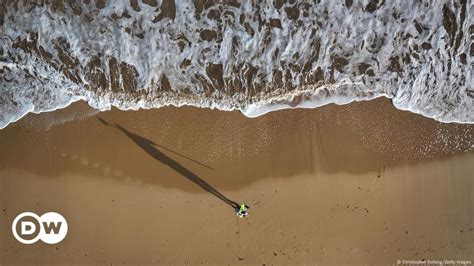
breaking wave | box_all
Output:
[0,0,472,129]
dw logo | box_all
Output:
[12,212,68,244]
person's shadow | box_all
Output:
[97,117,240,211]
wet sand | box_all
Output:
[0,98,473,264]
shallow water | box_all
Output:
[0,0,472,128]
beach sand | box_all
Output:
[0,98,473,264]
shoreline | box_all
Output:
[0,97,473,264]
[2,92,474,131]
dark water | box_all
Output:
[0,0,472,128]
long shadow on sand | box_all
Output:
[1,99,472,192]
[97,117,239,210]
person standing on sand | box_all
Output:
[236,203,250,218]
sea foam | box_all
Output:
[0,0,472,129]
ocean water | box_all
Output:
[0,0,472,129]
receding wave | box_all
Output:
[0,0,472,128]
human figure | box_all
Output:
[236,203,250,218]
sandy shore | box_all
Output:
[0,98,473,264]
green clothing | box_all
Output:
[237,204,249,218]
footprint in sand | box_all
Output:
[59,152,125,178]
[79,158,89,166]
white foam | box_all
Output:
[0,0,472,129]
